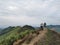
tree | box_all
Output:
[22,25,35,30]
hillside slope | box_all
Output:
[0,26,35,45]
[0,26,60,45]
[37,30,60,45]
[13,29,60,45]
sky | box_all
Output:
[0,0,60,27]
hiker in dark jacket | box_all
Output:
[40,23,44,30]
[44,22,46,27]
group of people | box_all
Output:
[40,22,46,30]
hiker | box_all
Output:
[44,22,46,27]
[43,22,47,30]
[40,23,44,30]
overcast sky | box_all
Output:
[0,0,60,27]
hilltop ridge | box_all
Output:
[0,26,60,45]
[13,28,60,45]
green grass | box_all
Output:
[0,26,35,45]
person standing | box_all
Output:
[40,23,44,30]
[44,22,46,27]
[44,22,47,30]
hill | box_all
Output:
[0,25,60,45]
[0,25,35,45]
[0,26,15,35]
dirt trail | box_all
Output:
[13,35,29,45]
[28,29,47,45]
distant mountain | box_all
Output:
[0,28,2,32]
[47,25,60,32]
[0,28,2,30]
[47,25,60,28]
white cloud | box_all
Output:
[7,6,18,11]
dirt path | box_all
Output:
[21,33,33,45]
[28,29,47,45]
[13,35,29,45]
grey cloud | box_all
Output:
[0,0,60,26]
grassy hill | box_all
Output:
[0,25,35,45]
[0,25,60,45]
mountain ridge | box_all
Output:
[0,26,60,45]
